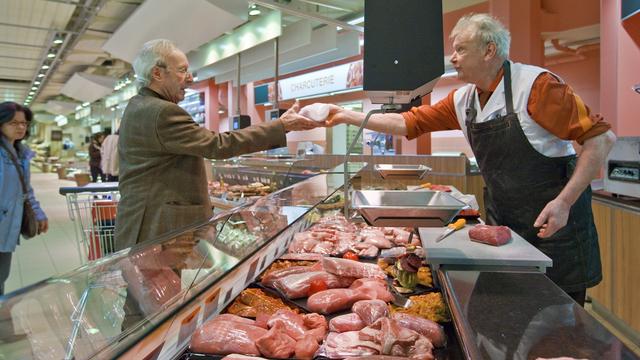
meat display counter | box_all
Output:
[0,169,358,360]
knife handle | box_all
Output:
[448,218,466,230]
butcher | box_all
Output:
[321,13,616,306]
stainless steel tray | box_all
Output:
[352,190,466,227]
[374,164,431,179]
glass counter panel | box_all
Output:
[442,270,639,360]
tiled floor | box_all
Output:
[4,170,83,294]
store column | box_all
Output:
[490,0,544,66]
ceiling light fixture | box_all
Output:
[41,65,50,70]
[31,86,38,90]
[249,4,261,16]
[47,53,56,58]
[34,81,40,85]
[53,38,64,45]
[37,74,45,78]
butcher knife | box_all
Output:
[435,218,466,242]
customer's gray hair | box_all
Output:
[450,13,511,61]
[132,39,178,87]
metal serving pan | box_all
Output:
[352,190,466,227]
[374,164,431,179]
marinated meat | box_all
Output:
[352,300,389,325]
[226,288,298,317]
[323,331,381,358]
[307,289,367,314]
[322,257,387,279]
[271,271,356,299]
[295,334,320,359]
[390,313,446,348]
[267,309,306,341]
[255,322,296,359]
[190,320,267,356]
[329,313,366,333]
[468,224,512,246]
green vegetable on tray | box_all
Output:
[395,253,422,289]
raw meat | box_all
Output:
[295,334,320,359]
[307,289,367,314]
[345,356,412,360]
[352,300,389,325]
[271,271,356,299]
[322,257,387,279]
[255,313,270,329]
[255,322,296,359]
[221,355,267,360]
[303,313,328,342]
[190,320,267,356]
[260,264,317,288]
[350,278,394,303]
[390,313,446,348]
[469,224,512,246]
[278,253,324,261]
[329,313,366,333]
[322,331,381,358]
[357,244,380,258]
[363,318,434,360]
[267,309,306,340]
[360,228,393,249]
[214,314,257,325]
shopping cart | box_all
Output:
[59,182,120,264]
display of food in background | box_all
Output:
[316,192,344,210]
[258,259,318,282]
[389,292,450,323]
[208,180,274,201]
[225,288,300,318]
[287,214,421,258]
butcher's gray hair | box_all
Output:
[450,13,511,61]
[132,39,178,87]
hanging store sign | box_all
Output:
[277,60,363,100]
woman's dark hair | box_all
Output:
[0,101,33,153]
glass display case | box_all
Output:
[0,170,353,360]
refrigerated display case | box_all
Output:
[1,164,637,360]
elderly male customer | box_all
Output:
[323,14,616,305]
[115,39,319,250]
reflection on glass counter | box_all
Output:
[441,270,639,360]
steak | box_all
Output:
[468,224,512,246]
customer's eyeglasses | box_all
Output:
[7,121,28,128]
[157,64,191,76]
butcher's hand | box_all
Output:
[534,198,571,238]
[281,100,321,131]
[325,104,355,126]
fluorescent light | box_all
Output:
[34,81,40,85]
[41,65,49,70]
[47,53,55,58]
[31,86,38,90]
[29,91,35,95]
[249,8,261,16]
[82,102,90,107]
[37,74,45,77]
[53,39,63,45]
[348,16,365,25]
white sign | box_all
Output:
[278,60,363,100]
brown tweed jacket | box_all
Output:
[114,87,286,250]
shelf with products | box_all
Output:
[179,91,206,126]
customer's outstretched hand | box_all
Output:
[281,101,323,132]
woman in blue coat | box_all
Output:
[0,102,48,295]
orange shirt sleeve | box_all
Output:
[401,89,461,140]
[528,72,611,145]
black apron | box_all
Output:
[465,61,601,293]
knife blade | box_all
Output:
[435,218,466,242]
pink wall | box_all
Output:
[547,49,601,113]
[601,0,640,136]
